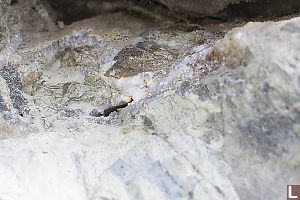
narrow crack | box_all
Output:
[91,98,133,117]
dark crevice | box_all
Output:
[91,98,133,117]
[43,0,180,25]
[217,0,300,20]
[185,0,300,24]
[45,0,101,25]
[43,0,300,26]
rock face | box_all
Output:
[0,0,299,200]
[209,18,300,199]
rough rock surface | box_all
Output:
[0,0,299,200]
[104,41,179,78]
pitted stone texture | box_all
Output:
[105,41,179,78]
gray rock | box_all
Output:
[0,0,299,200]
[0,65,26,115]
[212,17,300,199]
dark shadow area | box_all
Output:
[43,0,110,25]
[43,0,300,25]
[43,0,170,25]
[218,0,300,20]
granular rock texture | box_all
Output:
[0,0,299,200]
[105,41,179,78]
